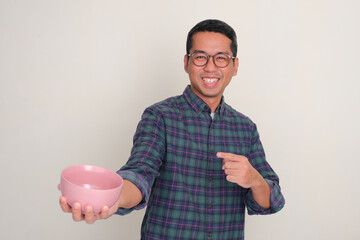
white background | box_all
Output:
[1,0,359,239]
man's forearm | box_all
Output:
[118,180,143,209]
[251,175,271,209]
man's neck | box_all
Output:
[189,86,223,113]
[199,95,221,113]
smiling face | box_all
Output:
[184,31,239,112]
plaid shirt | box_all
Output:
[117,86,285,239]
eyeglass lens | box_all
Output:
[191,52,231,68]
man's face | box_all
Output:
[184,31,239,106]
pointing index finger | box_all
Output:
[217,152,248,163]
[217,152,237,160]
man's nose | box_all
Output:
[203,56,218,72]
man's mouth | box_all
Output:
[202,77,219,83]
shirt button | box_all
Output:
[209,204,212,209]
[208,232,211,237]
[209,150,214,154]
[209,177,212,182]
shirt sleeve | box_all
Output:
[115,107,165,215]
[245,123,285,215]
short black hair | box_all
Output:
[186,19,238,57]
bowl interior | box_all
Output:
[62,165,122,190]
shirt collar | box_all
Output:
[183,85,225,117]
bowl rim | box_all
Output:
[61,164,123,192]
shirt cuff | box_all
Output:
[246,179,285,215]
[114,170,150,215]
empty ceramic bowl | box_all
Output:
[60,165,123,215]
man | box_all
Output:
[60,19,285,239]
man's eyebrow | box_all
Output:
[192,50,206,54]
[192,50,231,55]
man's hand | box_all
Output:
[218,152,261,188]
[58,184,120,224]
[217,152,271,209]
[58,180,142,224]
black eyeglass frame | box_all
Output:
[187,51,236,68]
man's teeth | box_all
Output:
[203,78,218,83]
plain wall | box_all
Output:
[1,0,359,239]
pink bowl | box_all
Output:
[60,165,123,215]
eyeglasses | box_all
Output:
[187,51,235,68]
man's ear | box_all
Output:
[233,57,239,76]
[184,54,189,73]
